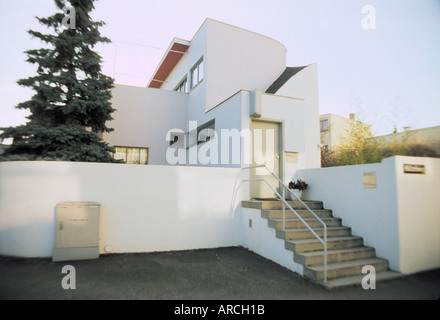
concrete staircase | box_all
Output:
[242,199,402,290]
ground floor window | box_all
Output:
[113,146,148,164]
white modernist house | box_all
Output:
[1,19,439,290]
[104,18,321,197]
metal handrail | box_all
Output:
[242,165,327,282]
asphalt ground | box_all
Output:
[0,246,439,300]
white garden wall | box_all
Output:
[2,157,438,275]
[297,156,440,274]
[393,156,440,274]
[0,161,245,258]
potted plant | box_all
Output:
[286,179,308,200]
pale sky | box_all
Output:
[1,0,439,136]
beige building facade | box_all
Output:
[319,113,371,153]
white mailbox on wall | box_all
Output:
[52,202,101,262]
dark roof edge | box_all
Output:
[265,66,308,94]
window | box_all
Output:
[174,77,187,93]
[188,119,215,147]
[169,131,186,148]
[188,130,197,148]
[197,119,215,144]
[190,58,204,89]
[320,119,329,131]
[113,146,148,164]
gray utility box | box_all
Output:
[52,202,101,262]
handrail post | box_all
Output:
[282,185,285,230]
[323,225,327,283]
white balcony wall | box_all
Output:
[104,85,188,165]
[186,90,246,167]
[273,63,321,170]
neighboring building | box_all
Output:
[319,113,371,153]
[367,125,440,154]
[104,18,321,198]
[320,111,440,159]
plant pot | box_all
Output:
[286,189,302,200]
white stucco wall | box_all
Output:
[297,156,440,274]
[0,161,245,258]
[161,19,286,114]
[393,156,440,274]
[274,63,321,170]
[241,207,303,275]
[205,19,286,112]
[187,90,245,167]
[104,85,188,165]
[257,64,321,182]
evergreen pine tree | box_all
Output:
[0,0,119,162]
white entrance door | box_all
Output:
[250,120,281,199]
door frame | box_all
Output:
[249,118,285,198]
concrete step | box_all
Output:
[261,209,333,220]
[276,226,351,240]
[320,270,405,290]
[242,200,324,210]
[268,217,342,229]
[285,236,364,253]
[294,246,376,266]
[303,257,389,282]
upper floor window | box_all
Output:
[190,58,204,89]
[175,77,187,93]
